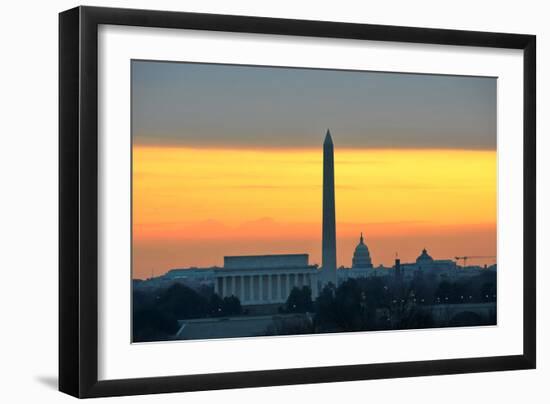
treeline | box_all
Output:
[133,271,496,341]
[133,283,241,342]
[280,271,497,334]
[411,270,497,305]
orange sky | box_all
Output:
[132,146,496,279]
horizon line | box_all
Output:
[131,255,498,281]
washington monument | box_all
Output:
[322,129,337,284]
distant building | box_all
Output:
[162,268,217,285]
[352,233,373,269]
[416,248,434,265]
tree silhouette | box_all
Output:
[286,286,314,313]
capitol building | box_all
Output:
[137,130,495,306]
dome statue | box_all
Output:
[352,233,373,269]
[416,248,434,263]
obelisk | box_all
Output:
[322,129,337,285]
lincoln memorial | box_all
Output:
[213,254,320,305]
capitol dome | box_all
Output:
[352,233,373,269]
[416,248,434,263]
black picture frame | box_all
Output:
[59,5,536,398]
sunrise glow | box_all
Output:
[132,145,496,279]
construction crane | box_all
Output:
[454,256,496,267]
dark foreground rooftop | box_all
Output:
[175,313,311,340]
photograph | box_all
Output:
[131,61,498,342]
[0,1,541,401]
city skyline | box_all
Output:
[132,61,496,280]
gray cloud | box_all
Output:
[132,61,496,150]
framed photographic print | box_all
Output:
[59,6,536,398]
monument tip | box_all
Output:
[324,129,333,145]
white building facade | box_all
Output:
[213,254,320,305]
